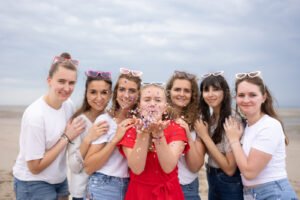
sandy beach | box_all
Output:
[0,106,299,199]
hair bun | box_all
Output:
[60,52,71,59]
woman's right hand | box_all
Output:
[112,118,135,143]
[86,121,109,142]
[194,119,209,140]
[65,116,86,141]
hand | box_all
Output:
[112,118,135,143]
[150,120,170,139]
[194,119,209,140]
[223,116,243,142]
[65,116,86,141]
[86,121,109,142]
[175,118,191,140]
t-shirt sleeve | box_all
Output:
[92,114,111,145]
[252,121,283,155]
[118,127,137,156]
[165,121,190,154]
[22,112,46,161]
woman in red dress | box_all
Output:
[119,83,189,200]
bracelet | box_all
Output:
[152,135,164,140]
[61,133,73,144]
[230,140,240,146]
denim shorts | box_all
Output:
[14,177,69,200]
[86,172,129,200]
[243,178,298,200]
[206,165,243,200]
[180,177,201,200]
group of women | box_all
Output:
[13,53,298,200]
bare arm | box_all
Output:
[185,137,206,172]
[154,136,185,174]
[79,121,109,160]
[176,118,205,172]
[122,131,151,175]
[224,116,272,179]
[195,119,237,176]
[28,117,85,174]
[84,119,134,175]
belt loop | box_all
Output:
[205,163,210,173]
[275,179,284,191]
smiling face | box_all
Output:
[236,80,266,119]
[139,85,167,122]
[47,66,77,102]
[116,78,139,110]
[86,80,112,113]
[169,79,192,110]
[202,85,224,111]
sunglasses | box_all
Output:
[201,71,224,79]
[142,82,165,88]
[52,56,79,66]
[235,71,261,79]
[174,70,196,80]
[120,67,143,77]
[85,70,111,80]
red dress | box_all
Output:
[119,121,189,200]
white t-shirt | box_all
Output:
[241,114,287,186]
[13,96,75,184]
[178,131,199,185]
[92,113,129,178]
[68,114,91,198]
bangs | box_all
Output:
[202,76,222,91]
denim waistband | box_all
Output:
[243,178,289,191]
[92,172,129,183]
[205,163,223,174]
[205,163,241,175]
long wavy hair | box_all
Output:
[108,73,142,117]
[165,71,199,130]
[199,75,232,144]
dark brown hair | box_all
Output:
[199,75,232,144]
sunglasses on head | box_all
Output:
[174,70,196,80]
[52,56,79,66]
[120,67,143,77]
[235,71,261,79]
[85,70,111,80]
[142,82,165,88]
[201,71,224,79]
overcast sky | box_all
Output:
[0,0,299,107]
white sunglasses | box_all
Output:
[201,71,224,79]
[120,67,143,77]
[235,71,262,79]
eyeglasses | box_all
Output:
[85,70,111,80]
[174,70,196,80]
[235,71,262,79]
[120,67,143,77]
[201,71,224,78]
[52,56,79,66]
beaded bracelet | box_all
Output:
[61,133,73,144]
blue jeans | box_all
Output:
[243,178,298,200]
[206,166,243,200]
[86,172,129,200]
[14,177,69,200]
[181,177,201,200]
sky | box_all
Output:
[0,0,299,107]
